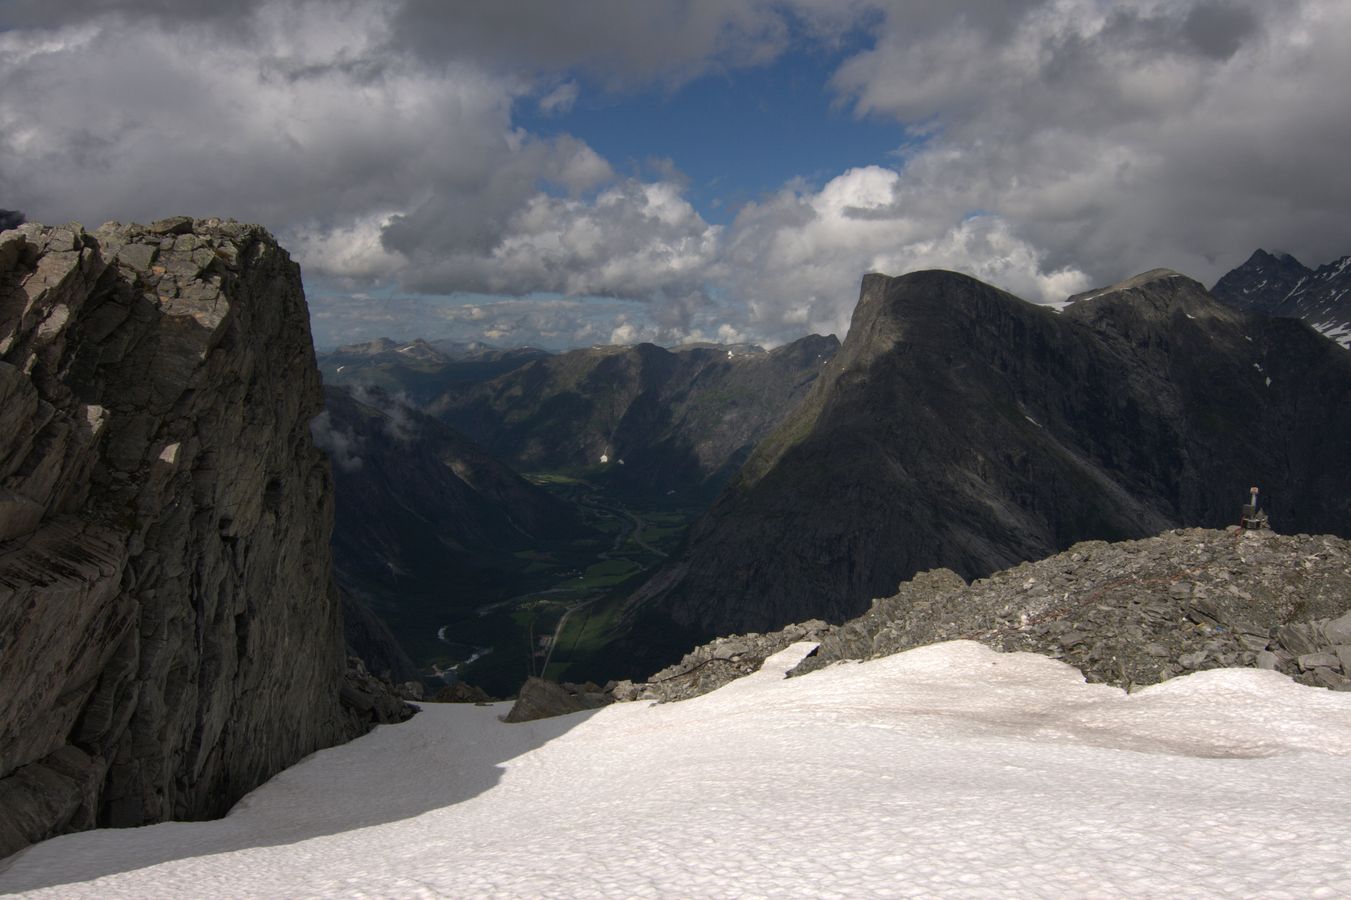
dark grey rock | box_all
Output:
[504,678,610,723]
[1325,611,1351,645]
[1297,652,1342,671]
[0,220,402,859]
[1278,624,1324,656]
[1179,651,1209,670]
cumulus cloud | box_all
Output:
[388,178,719,307]
[719,166,1090,339]
[5,0,1349,352]
[827,0,1351,282]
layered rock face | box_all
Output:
[0,219,370,857]
[628,269,1351,650]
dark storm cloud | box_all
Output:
[388,0,790,86]
[0,0,269,27]
[1183,3,1259,60]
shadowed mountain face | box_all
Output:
[317,387,592,664]
[426,336,840,500]
[1212,249,1351,348]
[626,269,1351,650]
[319,385,586,587]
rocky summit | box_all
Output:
[1212,249,1351,349]
[626,527,1351,704]
[625,268,1351,656]
[0,219,405,859]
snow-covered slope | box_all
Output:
[4,642,1351,898]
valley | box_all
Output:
[431,473,699,697]
[317,335,837,697]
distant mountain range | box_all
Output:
[320,338,550,407]
[621,268,1351,657]
[314,249,1351,686]
[1212,249,1351,348]
[426,336,840,500]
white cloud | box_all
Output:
[825,0,1351,283]
[537,81,580,116]
[5,0,1350,354]
[309,410,363,471]
[719,166,1091,340]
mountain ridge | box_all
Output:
[623,267,1351,655]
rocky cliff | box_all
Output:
[625,269,1351,653]
[0,218,398,859]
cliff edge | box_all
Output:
[0,218,395,859]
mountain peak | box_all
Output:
[628,265,1351,647]
[1212,250,1351,346]
[1064,268,1195,306]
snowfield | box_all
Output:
[4,641,1351,898]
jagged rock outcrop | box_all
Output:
[622,528,1351,704]
[626,620,832,703]
[1212,249,1351,348]
[0,218,406,860]
[626,269,1351,654]
[789,527,1351,689]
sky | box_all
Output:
[5,640,1351,897]
[3,1,1350,350]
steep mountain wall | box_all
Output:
[627,269,1351,651]
[0,219,377,858]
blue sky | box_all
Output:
[516,45,912,226]
[4,1,1350,349]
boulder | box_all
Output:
[503,678,610,723]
